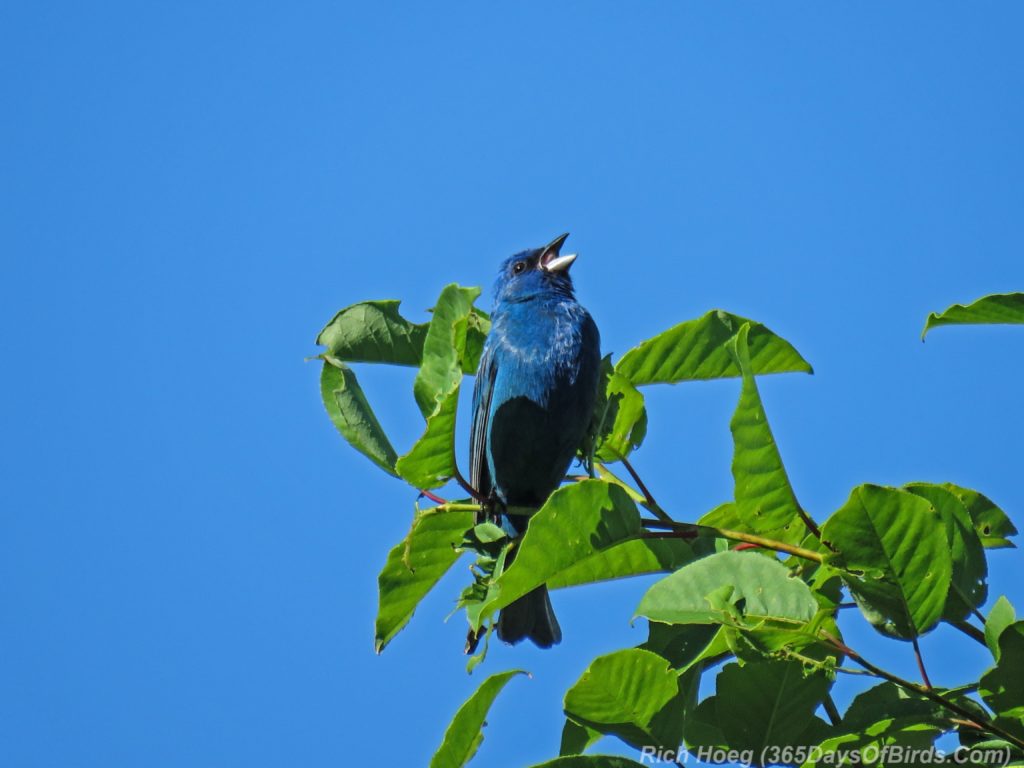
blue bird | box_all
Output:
[469,233,602,648]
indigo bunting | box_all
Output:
[469,233,602,647]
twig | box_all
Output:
[419,489,448,505]
[641,519,824,564]
[436,502,485,513]
[950,618,987,647]
[795,504,824,541]
[451,463,488,504]
[642,530,698,540]
[911,636,933,690]
[821,632,1024,751]
[619,455,674,524]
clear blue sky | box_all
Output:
[3,3,1023,766]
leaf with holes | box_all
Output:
[904,483,987,623]
[821,484,951,639]
[940,483,1018,549]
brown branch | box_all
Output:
[619,454,674,525]
[641,518,824,564]
[821,632,1024,751]
[419,489,448,505]
[911,636,933,690]
[795,504,825,542]
[451,463,488,504]
[950,618,988,647]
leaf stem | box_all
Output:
[437,502,486,513]
[821,632,1024,750]
[795,504,825,542]
[451,463,488,504]
[950,618,987,647]
[822,694,842,727]
[911,636,933,690]
[419,489,448,505]
[641,519,824,564]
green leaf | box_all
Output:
[683,696,727,751]
[475,480,693,628]
[803,683,946,767]
[842,682,946,732]
[315,297,489,372]
[396,284,484,489]
[563,649,689,751]
[941,483,1018,549]
[636,550,819,627]
[375,507,475,652]
[429,669,525,768]
[980,622,1024,728]
[592,370,648,463]
[528,758,648,768]
[728,324,803,533]
[315,299,428,366]
[615,309,812,385]
[821,484,952,639]
[986,596,1017,661]
[715,660,831,756]
[641,623,729,672]
[320,360,399,475]
[547,537,697,592]
[559,719,602,756]
[396,387,461,489]
[903,483,987,623]
[922,292,1024,339]
[413,285,482,417]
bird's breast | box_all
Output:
[489,303,587,406]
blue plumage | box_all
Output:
[469,233,601,647]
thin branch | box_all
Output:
[641,518,824,564]
[436,502,485,513]
[643,530,698,540]
[451,463,488,504]
[950,618,988,647]
[418,489,448,505]
[733,542,761,552]
[795,504,824,541]
[618,454,674,524]
[911,636,933,690]
[821,632,1024,751]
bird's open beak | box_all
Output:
[539,232,577,273]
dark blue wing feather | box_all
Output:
[468,342,496,506]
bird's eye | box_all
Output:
[512,261,527,275]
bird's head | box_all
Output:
[492,233,578,305]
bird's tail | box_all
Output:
[496,585,562,648]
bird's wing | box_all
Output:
[468,342,497,505]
